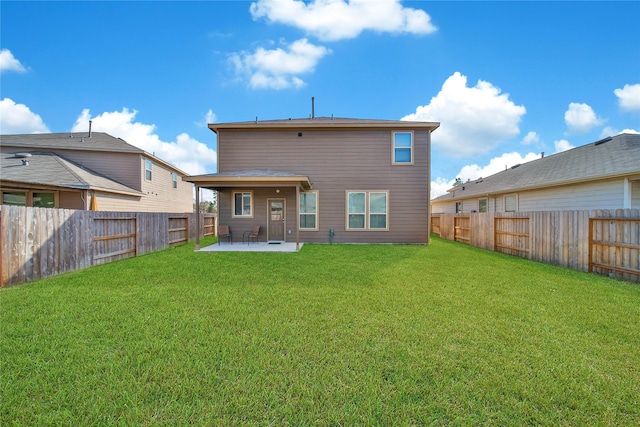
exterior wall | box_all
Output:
[218,128,431,243]
[138,157,193,213]
[59,191,85,209]
[432,177,629,213]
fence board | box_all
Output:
[1,207,217,286]
[433,209,640,283]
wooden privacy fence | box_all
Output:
[432,209,640,283]
[0,206,216,286]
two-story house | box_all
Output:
[186,117,439,248]
[0,131,193,212]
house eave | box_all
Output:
[208,119,440,134]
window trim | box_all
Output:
[172,172,178,189]
[345,190,389,231]
[2,189,58,208]
[478,198,488,213]
[145,159,153,181]
[504,194,518,212]
[299,190,319,231]
[232,190,254,218]
[392,131,414,165]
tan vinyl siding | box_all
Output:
[218,128,431,243]
[517,179,624,211]
[138,158,193,213]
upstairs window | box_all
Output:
[145,159,152,181]
[172,172,178,189]
[233,191,253,217]
[455,201,463,213]
[392,131,413,165]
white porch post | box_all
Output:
[195,185,201,250]
[296,184,300,251]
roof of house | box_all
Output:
[432,133,640,203]
[185,169,312,191]
[208,116,440,133]
[1,150,143,196]
[0,132,188,175]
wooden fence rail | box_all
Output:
[432,209,640,283]
[1,206,216,286]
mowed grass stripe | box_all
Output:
[1,237,639,425]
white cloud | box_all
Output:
[195,109,218,127]
[229,38,331,90]
[0,49,27,73]
[249,0,437,41]
[521,131,540,145]
[71,108,217,175]
[430,151,541,199]
[0,98,49,134]
[600,126,640,138]
[402,72,526,158]
[564,102,603,133]
[614,83,640,112]
[553,139,574,153]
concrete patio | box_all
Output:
[196,242,304,253]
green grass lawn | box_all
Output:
[2,237,639,426]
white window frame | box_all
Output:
[232,191,253,218]
[478,198,488,213]
[504,194,518,212]
[145,159,153,181]
[455,201,463,213]
[392,131,414,165]
[299,191,319,231]
[172,172,178,189]
[346,191,389,231]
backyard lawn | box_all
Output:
[1,236,639,425]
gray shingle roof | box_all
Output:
[1,151,143,196]
[432,133,640,202]
[0,132,144,154]
[199,169,307,178]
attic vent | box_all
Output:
[510,164,521,169]
[13,153,32,159]
[594,136,612,146]
[475,178,483,183]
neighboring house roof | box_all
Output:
[208,116,440,133]
[186,169,312,191]
[1,151,143,196]
[0,132,188,176]
[432,133,640,202]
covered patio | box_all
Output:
[186,169,312,251]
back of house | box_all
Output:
[187,117,439,244]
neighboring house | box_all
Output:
[431,133,640,214]
[185,117,439,246]
[0,132,193,212]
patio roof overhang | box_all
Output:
[184,169,312,191]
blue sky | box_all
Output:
[2,0,639,198]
